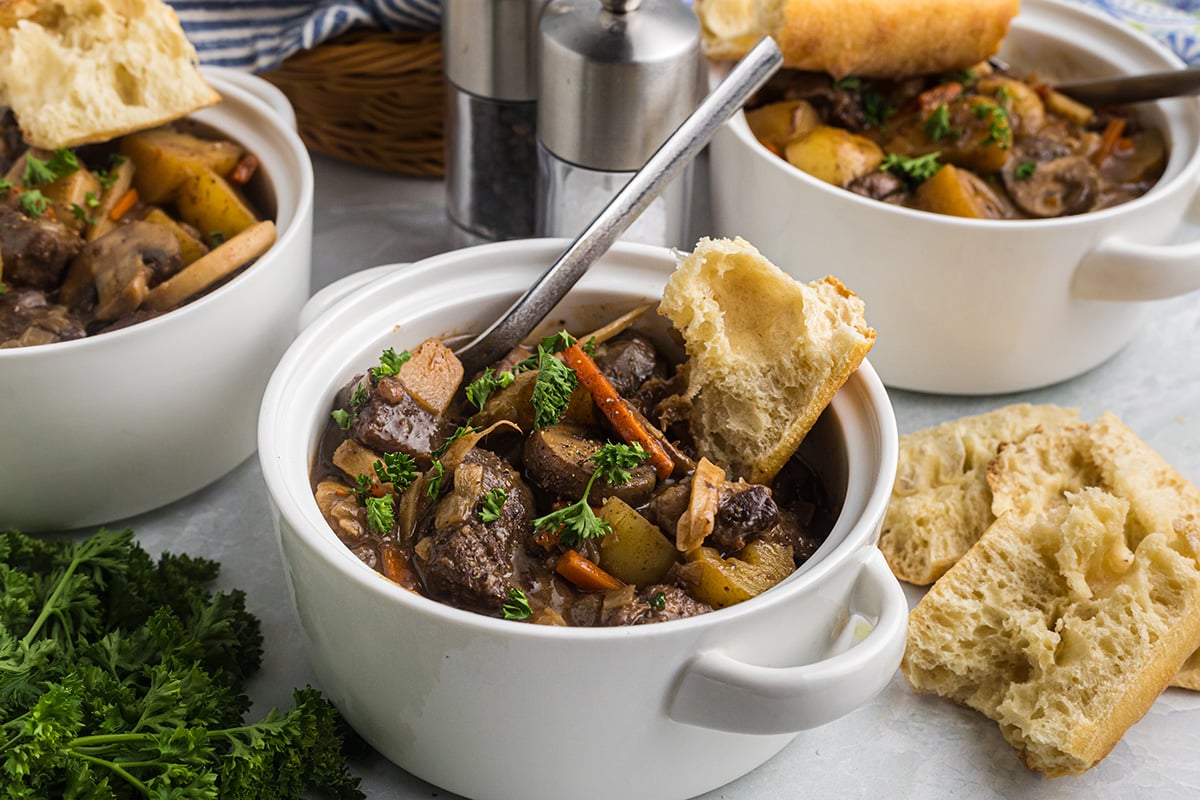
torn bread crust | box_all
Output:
[902,487,1200,777]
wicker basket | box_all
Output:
[263,30,445,177]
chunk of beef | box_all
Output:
[601,584,712,626]
[591,333,666,398]
[351,374,457,457]
[848,169,906,201]
[0,205,82,290]
[0,287,86,347]
[643,480,691,540]
[712,484,781,551]
[419,448,536,611]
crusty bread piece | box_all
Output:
[0,0,219,149]
[985,412,1200,690]
[694,0,1020,78]
[879,404,1080,585]
[658,236,874,484]
[903,487,1200,777]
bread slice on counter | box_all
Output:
[693,0,1019,78]
[878,404,1081,585]
[985,413,1200,690]
[0,0,219,149]
[902,486,1200,777]
[658,236,875,484]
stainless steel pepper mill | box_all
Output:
[443,0,547,244]
[536,0,704,248]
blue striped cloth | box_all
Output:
[170,0,1200,74]
[168,0,440,72]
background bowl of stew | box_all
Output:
[0,69,313,531]
[708,0,1200,394]
[258,238,907,800]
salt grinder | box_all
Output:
[536,0,704,248]
[443,0,546,243]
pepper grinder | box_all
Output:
[443,0,547,244]
[536,0,704,248]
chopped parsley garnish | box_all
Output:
[331,408,353,430]
[948,68,978,84]
[464,367,515,411]
[649,591,667,610]
[48,148,79,178]
[973,101,1012,148]
[353,474,375,504]
[502,587,532,620]
[432,424,475,458]
[924,103,958,142]
[532,469,611,548]
[350,383,369,407]
[591,442,648,486]
[70,203,97,225]
[18,189,50,218]
[207,230,227,248]
[365,493,395,534]
[833,76,862,90]
[84,190,101,208]
[0,282,8,295]
[370,347,411,380]
[479,488,508,523]
[374,451,418,490]
[95,169,117,190]
[993,84,1015,106]
[1014,160,1037,180]
[531,345,577,429]
[426,460,446,498]
[514,331,578,372]
[880,152,943,188]
[863,91,895,127]
[0,177,12,192]
[22,149,79,186]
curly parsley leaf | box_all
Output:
[531,346,577,429]
[591,442,648,486]
[365,494,395,534]
[502,588,532,620]
[374,452,418,491]
[18,189,50,218]
[331,408,353,431]
[531,470,611,548]
[479,488,507,523]
[1014,160,1037,180]
[973,101,1012,148]
[863,91,895,127]
[464,368,515,412]
[880,152,943,188]
[425,461,446,498]
[923,103,958,142]
[0,527,362,799]
[432,425,475,459]
[370,347,411,380]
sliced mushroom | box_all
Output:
[523,423,657,506]
[1003,155,1101,218]
[60,221,182,319]
[141,219,274,311]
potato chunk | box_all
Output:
[677,541,794,609]
[785,126,883,187]
[598,497,680,586]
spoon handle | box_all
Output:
[453,36,783,375]
[1056,66,1200,106]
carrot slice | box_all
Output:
[561,343,674,480]
[556,549,624,592]
[1091,117,1126,166]
[108,187,138,221]
[229,154,260,185]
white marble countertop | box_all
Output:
[103,153,1200,799]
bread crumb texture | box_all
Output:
[880,404,1080,585]
[659,236,874,484]
[0,0,220,149]
[901,412,1200,776]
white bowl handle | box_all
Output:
[1072,236,1200,301]
[298,264,408,332]
[667,547,907,734]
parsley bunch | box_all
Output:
[0,528,363,799]
[531,443,648,547]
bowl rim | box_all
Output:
[258,238,900,640]
[0,71,315,360]
[721,0,1200,229]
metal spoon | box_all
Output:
[1054,66,1200,106]
[452,36,783,376]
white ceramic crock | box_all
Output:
[709,0,1200,395]
[0,70,314,531]
[258,239,907,800]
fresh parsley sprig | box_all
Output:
[924,104,959,142]
[370,347,411,380]
[479,488,507,523]
[364,495,395,534]
[591,442,648,486]
[880,152,943,188]
[374,451,418,491]
[532,470,611,548]
[464,368,515,411]
[531,345,577,429]
[502,587,532,620]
